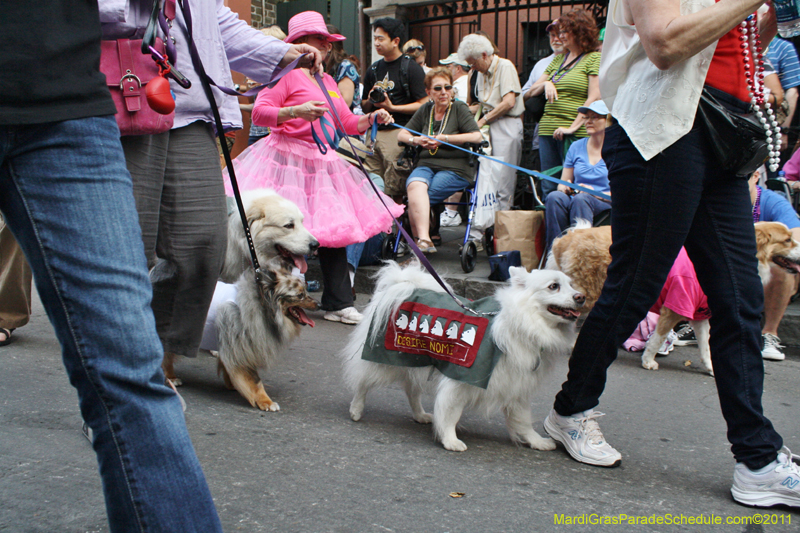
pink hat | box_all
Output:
[284,11,345,44]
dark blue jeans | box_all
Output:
[553,121,783,469]
[0,116,222,531]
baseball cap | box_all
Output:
[439,53,469,68]
[577,100,610,116]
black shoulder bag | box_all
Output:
[696,86,769,178]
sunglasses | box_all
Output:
[406,45,425,52]
[432,85,453,92]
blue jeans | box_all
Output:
[407,167,470,204]
[0,116,222,531]
[539,134,577,200]
[553,122,783,469]
[545,190,611,252]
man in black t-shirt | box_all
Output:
[361,18,427,197]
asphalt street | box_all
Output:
[1,288,799,533]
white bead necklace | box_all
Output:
[740,14,781,172]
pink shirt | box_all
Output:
[251,69,362,145]
[651,248,711,321]
[783,148,800,182]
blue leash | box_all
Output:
[389,123,612,202]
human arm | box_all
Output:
[553,74,600,140]
[623,0,774,71]
[217,1,321,77]
[557,167,575,194]
[785,87,798,130]
[338,77,356,108]
[477,92,518,128]
[764,72,784,108]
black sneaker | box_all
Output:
[673,324,697,346]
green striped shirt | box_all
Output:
[539,51,601,138]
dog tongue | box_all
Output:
[295,308,315,327]
[293,253,308,274]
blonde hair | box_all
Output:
[403,39,427,60]
[261,25,286,41]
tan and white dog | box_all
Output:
[547,221,800,374]
[341,261,584,452]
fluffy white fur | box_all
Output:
[341,261,585,452]
[221,188,319,283]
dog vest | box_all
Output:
[361,289,502,389]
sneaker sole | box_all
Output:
[323,314,360,325]
[673,340,698,346]
[762,352,786,361]
[543,416,622,468]
[731,487,800,508]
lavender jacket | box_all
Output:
[99,0,290,130]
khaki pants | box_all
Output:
[362,129,410,197]
[0,215,32,330]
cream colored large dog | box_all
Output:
[164,189,319,386]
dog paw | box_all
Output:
[350,409,362,422]
[442,438,468,452]
[257,400,280,412]
[641,360,659,371]
[167,377,183,387]
[413,412,433,424]
[527,437,557,451]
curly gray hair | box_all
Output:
[457,34,494,62]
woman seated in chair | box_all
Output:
[544,100,611,252]
[398,67,483,253]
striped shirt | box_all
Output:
[765,37,800,90]
[539,51,600,138]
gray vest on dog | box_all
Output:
[361,289,502,389]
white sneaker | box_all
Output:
[657,330,678,356]
[323,306,363,325]
[544,408,622,467]
[762,333,786,361]
[440,209,462,227]
[731,447,800,508]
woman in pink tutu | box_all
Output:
[225,11,403,325]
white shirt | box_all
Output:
[600,0,716,160]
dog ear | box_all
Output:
[508,266,528,288]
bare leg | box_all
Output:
[762,266,797,336]
[407,181,432,243]
[162,351,182,386]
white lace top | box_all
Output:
[599,0,717,160]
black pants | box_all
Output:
[318,247,353,311]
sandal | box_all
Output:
[415,238,437,254]
[0,328,14,346]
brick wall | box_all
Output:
[251,0,281,28]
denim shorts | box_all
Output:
[406,166,471,204]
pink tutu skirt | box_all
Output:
[223,133,404,248]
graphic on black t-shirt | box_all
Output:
[363,55,427,127]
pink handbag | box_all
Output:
[101,38,174,136]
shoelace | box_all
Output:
[778,447,800,474]
[575,411,608,446]
[763,333,784,349]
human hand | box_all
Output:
[553,127,571,140]
[281,44,323,73]
[373,109,394,125]
[544,81,559,103]
[293,101,329,121]
[557,183,573,194]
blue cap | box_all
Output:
[578,100,609,116]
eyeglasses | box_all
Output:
[406,45,425,52]
[431,85,453,92]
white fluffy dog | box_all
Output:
[342,261,585,452]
